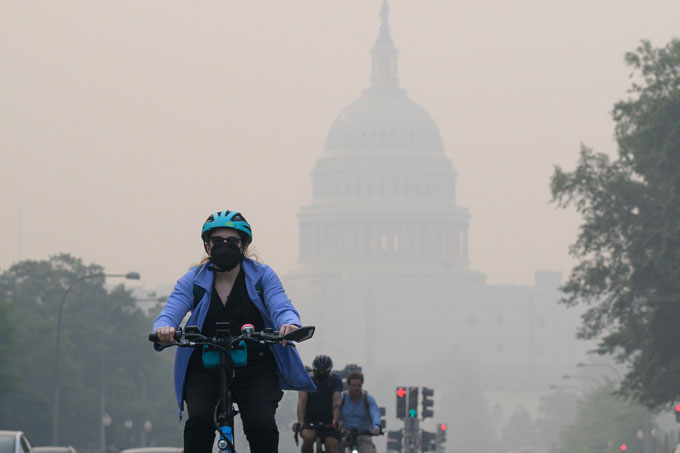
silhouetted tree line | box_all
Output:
[0,254,181,450]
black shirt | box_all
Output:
[188,268,275,370]
[305,373,344,424]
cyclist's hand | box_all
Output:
[156,326,176,345]
[292,422,301,432]
[371,427,380,435]
[279,324,299,346]
[334,421,343,432]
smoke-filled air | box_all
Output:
[2,1,680,453]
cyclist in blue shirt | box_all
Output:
[338,372,381,453]
[153,210,315,453]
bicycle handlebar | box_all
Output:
[148,325,315,350]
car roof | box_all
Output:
[34,447,76,453]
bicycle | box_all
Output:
[339,428,381,453]
[294,421,339,452]
[149,323,315,453]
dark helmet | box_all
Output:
[201,210,252,244]
[312,355,333,372]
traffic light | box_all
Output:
[396,387,407,419]
[620,444,627,451]
[379,406,386,430]
[421,430,436,452]
[387,430,403,452]
[675,404,680,423]
[408,387,419,419]
[421,387,434,419]
[437,423,447,446]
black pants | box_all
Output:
[183,360,283,453]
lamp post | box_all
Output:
[549,384,586,397]
[101,413,112,453]
[637,429,645,453]
[124,418,134,448]
[562,374,603,387]
[576,361,622,381]
[142,420,152,447]
[51,271,140,444]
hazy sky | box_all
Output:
[2,1,679,289]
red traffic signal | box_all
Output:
[397,387,407,398]
[620,444,627,451]
[440,424,447,431]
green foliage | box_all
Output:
[0,254,180,450]
[0,298,18,418]
[552,381,657,453]
[551,39,680,409]
[501,404,536,452]
[535,391,579,451]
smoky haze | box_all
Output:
[3,0,678,288]
[2,1,680,452]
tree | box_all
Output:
[501,403,536,453]
[0,298,17,418]
[552,381,657,453]
[535,391,579,453]
[0,254,180,449]
[551,39,680,409]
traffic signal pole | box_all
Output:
[392,386,446,452]
[403,417,421,453]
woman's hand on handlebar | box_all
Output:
[156,326,176,345]
[279,324,298,347]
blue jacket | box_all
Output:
[152,258,316,418]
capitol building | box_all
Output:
[284,1,589,439]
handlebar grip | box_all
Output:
[148,330,182,342]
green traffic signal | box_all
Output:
[409,409,417,418]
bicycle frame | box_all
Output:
[340,429,376,453]
[150,325,315,453]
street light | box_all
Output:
[562,374,603,386]
[549,384,586,397]
[124,418,134,448]
[142,420,152,447]
[101,413,112,453]
[51,271,140,444]
[576,361,623,380]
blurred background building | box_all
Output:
[284,0,590,433]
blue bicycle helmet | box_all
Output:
[201,210,252,244]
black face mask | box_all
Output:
[210,242,245,272]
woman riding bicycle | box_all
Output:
[153,210,315,453]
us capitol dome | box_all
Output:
[296,0,482,282]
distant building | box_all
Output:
[284,0,590,427]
